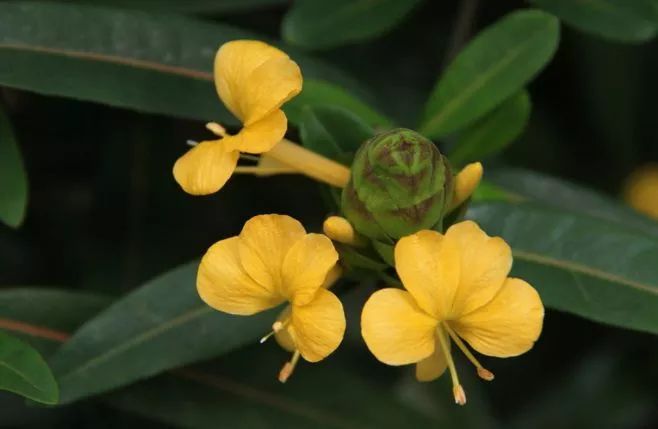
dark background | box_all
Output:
[1,1,656,428]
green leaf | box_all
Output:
[282,0,423,50]
[285,79,392,129]
[299,105,375,164]
[0,331,59,404]
[67,0,287,13]
[449,90,531,166]
[0,288,110,355]
[49,262,276,404]
[0,105,28,228]
[0,2,366,124]
[530,0,657,43]
[468,201,658,335]
[107,346,453,429]
[419,10,559,138]
[488,168,658,238]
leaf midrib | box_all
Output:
[0,42,213,81]
[59,306,212,381]
[513,248,658,295]
[422,19,552,134]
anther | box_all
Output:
[453,385,467,406]
[206,122,228,137]
[278,350,301,383]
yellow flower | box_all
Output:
[173,40,303,195]
[361,221,544,405]
[623,163,658,220]
[197,214,346,381]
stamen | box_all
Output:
[435,326,467,405]
[278,350,301,383]
[186,140,199,147]
[205,122,228,138]
[444,324,495,381]
[239,153,261,162]
[259,321,285,344]
[234,166,298,175]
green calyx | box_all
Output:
[341,128,454,241]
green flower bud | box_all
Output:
[341,128,453,241]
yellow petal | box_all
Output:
[446,221,512,316]
[449,162,483,211]
[361,288,438,366]
[281,233,339,305]
[172,141,239,196]
[274,306,295,352]
[451,278,544,358]
[394,230,461,320]
[214,40,302,125]
[415,334,449,382]
[289,288,345,362]
[197,237,284,315]
[322,264,343,289]
[221,109,287,154]
[238,214,306,292]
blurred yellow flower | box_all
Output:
[197,214,346,381]
[173,40,302,195]
[449,162,483,211]
[361,221,544,405]
[623,163,658,220]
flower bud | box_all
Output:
[341,128,454,240]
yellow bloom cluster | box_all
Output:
[176,40,545,405]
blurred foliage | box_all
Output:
[1,0,657,428]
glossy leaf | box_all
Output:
[0,331,59,404]
[530,0,657,43]
[0,105,28,228]
[420,10,559,138]
[285,79,392,129]
[488,168,658,238]
[468,202,658,335]
[0,2,366,124]
[49,262,276,404]
[299,105,375,164]
[68,0,287,13]
[282,0,423,50]
[449,91,531,166]
[0,288,109,355]
[108,346,460,429]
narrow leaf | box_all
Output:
[49,262,276,404]
[420,10,558,138]
[0,105,28,228]
[449,90,531,166]
[285,79,392,129]
[530,0,657,43]
[282,0,423,50]
[0,2,366,123]
[0,331,59,404]
[468,202,658,335]
[488,168,658,238]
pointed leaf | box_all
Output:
[0,105,28,228]
[49,262,276,404]
[0,331,59,404]
[420,10,558,138]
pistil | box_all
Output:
[435,325,466,405]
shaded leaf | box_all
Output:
[449,90,531,166]
[488,168,658,238]
[299,105,375,164]
[420,10,558,138]
[0,288,110,355]
[49,262,276,404]
[468,201,658,335]
[282,0,423,50]
[67,0,287,13]
[530,0,657,43]
[285,79,392,129]
[0,331,58,404]
[0,2,366,124]
[0,105,28,228]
